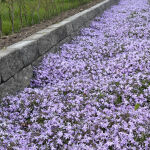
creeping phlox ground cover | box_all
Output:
[0,0,150,149]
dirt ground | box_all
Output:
[0,0,104,50]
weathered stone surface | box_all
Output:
[0,76,1,84]
[65,13,88,31]
[93,3,105,15]
[36,23,71,55]
[85,8,98,20]
[52,25,68,42]
[37,38,52,55]
[8,40,39,67]
[0,77,15,99]
[14,65,33,89]
[85,0,109,20]
[0,65,33,99]
[0,50,11,81]
[66,23,74,36]
[25,29,56,55]
[0,48,24,82]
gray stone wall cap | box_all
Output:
[47,20,71,28]
[36,27,57,34]
[0,49,10,58]
[23,32,49,41]
[24,21,70,41]
[7,40,36,50]
[64,13,82,21]
[0,47,18,59]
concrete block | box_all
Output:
[8,40,39,67]
[65,22,74,36]
[65,13,88,32]
[14,65,33,89]
[94,4,105,15]
[25,29,56,55]
[0,65,33,99]
[0,48,24,82]
[38,24,69,55]
[0,77,15,99]
[53,25,68,42]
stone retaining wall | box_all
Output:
[0,0,119,99]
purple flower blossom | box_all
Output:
[0,0,150,149]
